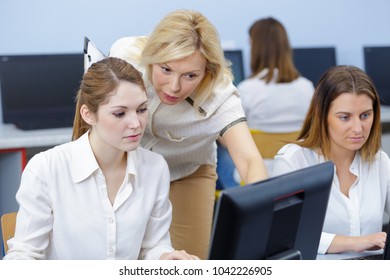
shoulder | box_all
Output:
[109,36,148,70]
[294,76,315,90]
[200,78,242,117]
[25,141,73,173]
[237,77,266,91]
[275,143,320,165]
[276,143,305,157]
[374,149,390,165]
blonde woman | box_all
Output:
[110,9,268,259]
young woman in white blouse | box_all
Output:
[272,65,390,255]
[4,57,198,260]
[109,9,268,259]
[238,17,314,134]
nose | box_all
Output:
[351,117,363,134]
[126,112,141,129]
[169,75,181,93]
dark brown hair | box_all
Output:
[249,17,299,83]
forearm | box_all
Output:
[240,156,268,184]
[327,233,386,254]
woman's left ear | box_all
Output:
[80,104,96,125]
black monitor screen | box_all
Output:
[224,50,245,86]
[364,46,390,106]
[0,53,83,130]
[293,47,336,86]
[208,161,334,260]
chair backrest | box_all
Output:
[1,212,17,254]
[250,129,300,159]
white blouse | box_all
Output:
[4,132,173,260]
[237,69,314,133]
[272,144,390,254]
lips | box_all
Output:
[125,133,141,141]
[349,136,364,143]
[163,93,179,103]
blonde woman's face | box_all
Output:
[151,51,206,105]
[327,93,374,156]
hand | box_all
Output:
[328,232,387,253]
[160,250,200,260]
[352,232,387,252]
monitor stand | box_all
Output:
[266,249,302,260]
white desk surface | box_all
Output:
[0,124,72,149]
[316,249,383,260]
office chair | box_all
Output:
[250,129,300,173]
[1,212,17,254]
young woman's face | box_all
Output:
[327,92,374,155]
[90,81,148,153]
[151,51,206,105]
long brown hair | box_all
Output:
[298,65,381,162]
[72,57,145,140]
[249,17,299,83]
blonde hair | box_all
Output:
[298,65,381,162]
[72,57,145,140]
[140,9,232,110]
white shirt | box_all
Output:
[4,132,173,260]
[272,144,390,254]
[237,69,314,132]
[110,37,246,181]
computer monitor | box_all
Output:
[224,50,245,86]
[0,53,83,130]
[364,46,390,106]
[208,161,334,260]
[293,47,337,86]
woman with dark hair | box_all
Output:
[273,65,390,255]
[238,17,314,135]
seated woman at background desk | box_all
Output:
[236,17,314,174]
[272,65,390,254]
[4,57,198,260]
[238,17,314,134]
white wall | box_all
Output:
[1,0,390,76]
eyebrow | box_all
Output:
[162,63,203,74]
[335,109,373,114]
[110,100,148,109]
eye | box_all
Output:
[185,73,198,79]
[339,115,349,121]
[161,66,171,73]
[137,107,148,114]
[113,112,125,118]
[361,112,371,119]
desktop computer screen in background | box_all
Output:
[224,50,245,86]
[293,47,337,86]
[364,46,390,106]
[0,53,83,130]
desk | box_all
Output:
[0,124,72,217]
[316,249,383,260]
